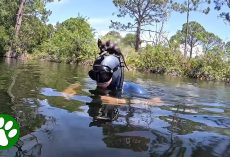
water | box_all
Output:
[0,58,230,157]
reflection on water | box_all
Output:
[0,59,230,157]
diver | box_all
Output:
[86,50,124,123]
[62,39,162,123]
[87,39,162,105]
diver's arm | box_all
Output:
[62,83,162,105]
[100,95,162,106]
[100,96,126,105]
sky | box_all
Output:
[46,0,230,42]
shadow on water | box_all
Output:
[0,59,230,157]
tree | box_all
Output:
[102,31,122,43]
[171,0,211,57]
[226,41,230,54]
[0,0,18,27]
[171,21,206,58]
[16,16,52,54]
[35,17,97,62]
[213,0,230,22]
[122,33,136,47]
[0,26,10,55]
[0,0,18,55]
[111,0,169,52]
[202,32,222,53]
[6,0,56,57]
[182,21,206,58]
[105,31,122,38]
[224,41,230,61]
[15,0,26,38]
[169,31,184,51]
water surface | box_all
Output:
[0,59,230,157]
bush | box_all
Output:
[138,45,184,76]
[186,52,229,81]
[33,17,97,63]
[0,26,10,55]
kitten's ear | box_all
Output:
[97,39,102,47]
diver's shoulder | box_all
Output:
[123,81,148,98]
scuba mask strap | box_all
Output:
[112,65,119,73]
[94,53,124,90]
[116,55,124,90]
[97,65,119,73]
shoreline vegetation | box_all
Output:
[0,1,229,83]
[2,44,230,84]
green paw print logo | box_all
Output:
[0,114,20,150]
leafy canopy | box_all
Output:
[35,17,97,62]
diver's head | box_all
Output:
[88,53,124,90]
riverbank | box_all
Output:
[126,45,230,84]
[2,47,230,84]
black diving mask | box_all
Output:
[89,65,118,83]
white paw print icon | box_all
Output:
[0,114,20,150]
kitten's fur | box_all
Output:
[97,39,129,70]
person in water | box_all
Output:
[63,39,162,105]
[62,39,162,122]
[86,39,162,105]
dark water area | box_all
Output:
[0,58,230,157]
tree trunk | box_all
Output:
[135,22,141,52]
[6,0,26,58]
[15,0,26,37]
[184,0,190,57]
[190,40,193,58]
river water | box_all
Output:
[0,58,230,157]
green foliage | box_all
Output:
[122,46,138,66]
[213,0,230,22]
[34,17,97,63]
[0,0,18,54]
[111,0,169,51]
[101,31,122,44]
[138,45,185,76]
[25,0,56,22]
[0,26,10,55]
[202,32,222,53]
[171,0,211,14]
[187,52,229,81]
[15,17,52,54]
[0,0,57,56]
[169,30,184,50]
[169,21,223,57]
[0,0,228,83]
[122,33,135,47]
[172,0,230,23]
[0,0,18,27]
[129,43,229,82]
[226,41,230,55]
[170,21,207,50]
[181,21,206,46]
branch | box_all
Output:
[110,20,138,31]
[140,28,166,34]
[141,29,170,46]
